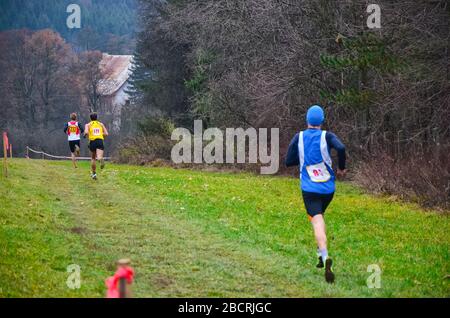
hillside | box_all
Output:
[0,0,137,54]
[0,159,448,297]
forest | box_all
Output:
[0,29,122,156]
[0,0,137,54]
[0,0,138,158]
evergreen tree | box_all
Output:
[0,0,138,54]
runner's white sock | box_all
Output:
[319,248,328,263]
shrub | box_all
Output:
[114,117,175,165]
[354,149,450,210]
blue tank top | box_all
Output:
[298,129,335,194]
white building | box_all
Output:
[98,53,133,132]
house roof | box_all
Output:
[98,54,133,96]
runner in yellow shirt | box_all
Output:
[84,112,109,180]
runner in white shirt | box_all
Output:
[63,113,84,168]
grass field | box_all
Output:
[0,159,448,297]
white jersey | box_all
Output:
[67,121,81,141]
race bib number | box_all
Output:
[69,126,78,133]
[92,128,101,136]
[306,162,331,182]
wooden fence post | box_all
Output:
[118,258,132,298]
[2,133,7,178]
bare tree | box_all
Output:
[77,50,104,113]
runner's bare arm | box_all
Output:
[101,123,109,136]
[84,123,89,138]
[79,122,85,135]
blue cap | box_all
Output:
[306,105,324,126]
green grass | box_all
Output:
[0,159,448,297]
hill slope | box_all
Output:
[0,159,448,297]
[0,0,137,53]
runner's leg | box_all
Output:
[311,214,327,252]
[71,152,77,168]
[311,214,334,283]
[91,149,97,175]
[69,141,77,168]
[97,148,105,169]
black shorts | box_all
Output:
[89,139,104,152]
[68,140,80,153]
[302,191,334,219]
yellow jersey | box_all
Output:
[88,121,104,141]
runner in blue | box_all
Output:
[285,105,347,283]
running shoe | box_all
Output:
[91,173,97,180]
[325,258,335,283]
[316,256,324,268]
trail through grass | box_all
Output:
[0,159,448,297]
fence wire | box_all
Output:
[26,146,111,161]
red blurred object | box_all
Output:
[105,265,134,298]
[2,132,8,151]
